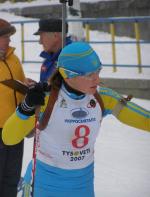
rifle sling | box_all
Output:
[94,91,105,113]
[39,88,59,130]
[39,89,104,130]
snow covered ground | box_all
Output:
[0,8,150,197]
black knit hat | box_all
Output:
[0,18,16,37]
[34,18,68,35]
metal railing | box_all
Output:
[10,0,32,2]
[11,16,150,73]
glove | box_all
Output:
[18,82,47,116]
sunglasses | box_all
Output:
[58,67,102,79]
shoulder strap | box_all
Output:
[94,90,105,114]
[39,88,59,130]
[39,89,104,130]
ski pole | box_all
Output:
[59,0,73,47]
[31,106,40,197]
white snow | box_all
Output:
[0,8,150,197]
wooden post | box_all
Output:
[134,21,142,73]
[85,23,90,42]
[110,22,117,72]
[21,23,25,63]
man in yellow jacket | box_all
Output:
[0,18,25,197]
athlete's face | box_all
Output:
[39,32,62,53]
[64,71,101,95]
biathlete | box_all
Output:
[2,42,150,197]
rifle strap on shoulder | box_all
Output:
[39,88,59,130]
[94,91,105,114]
[39,89,105,130]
